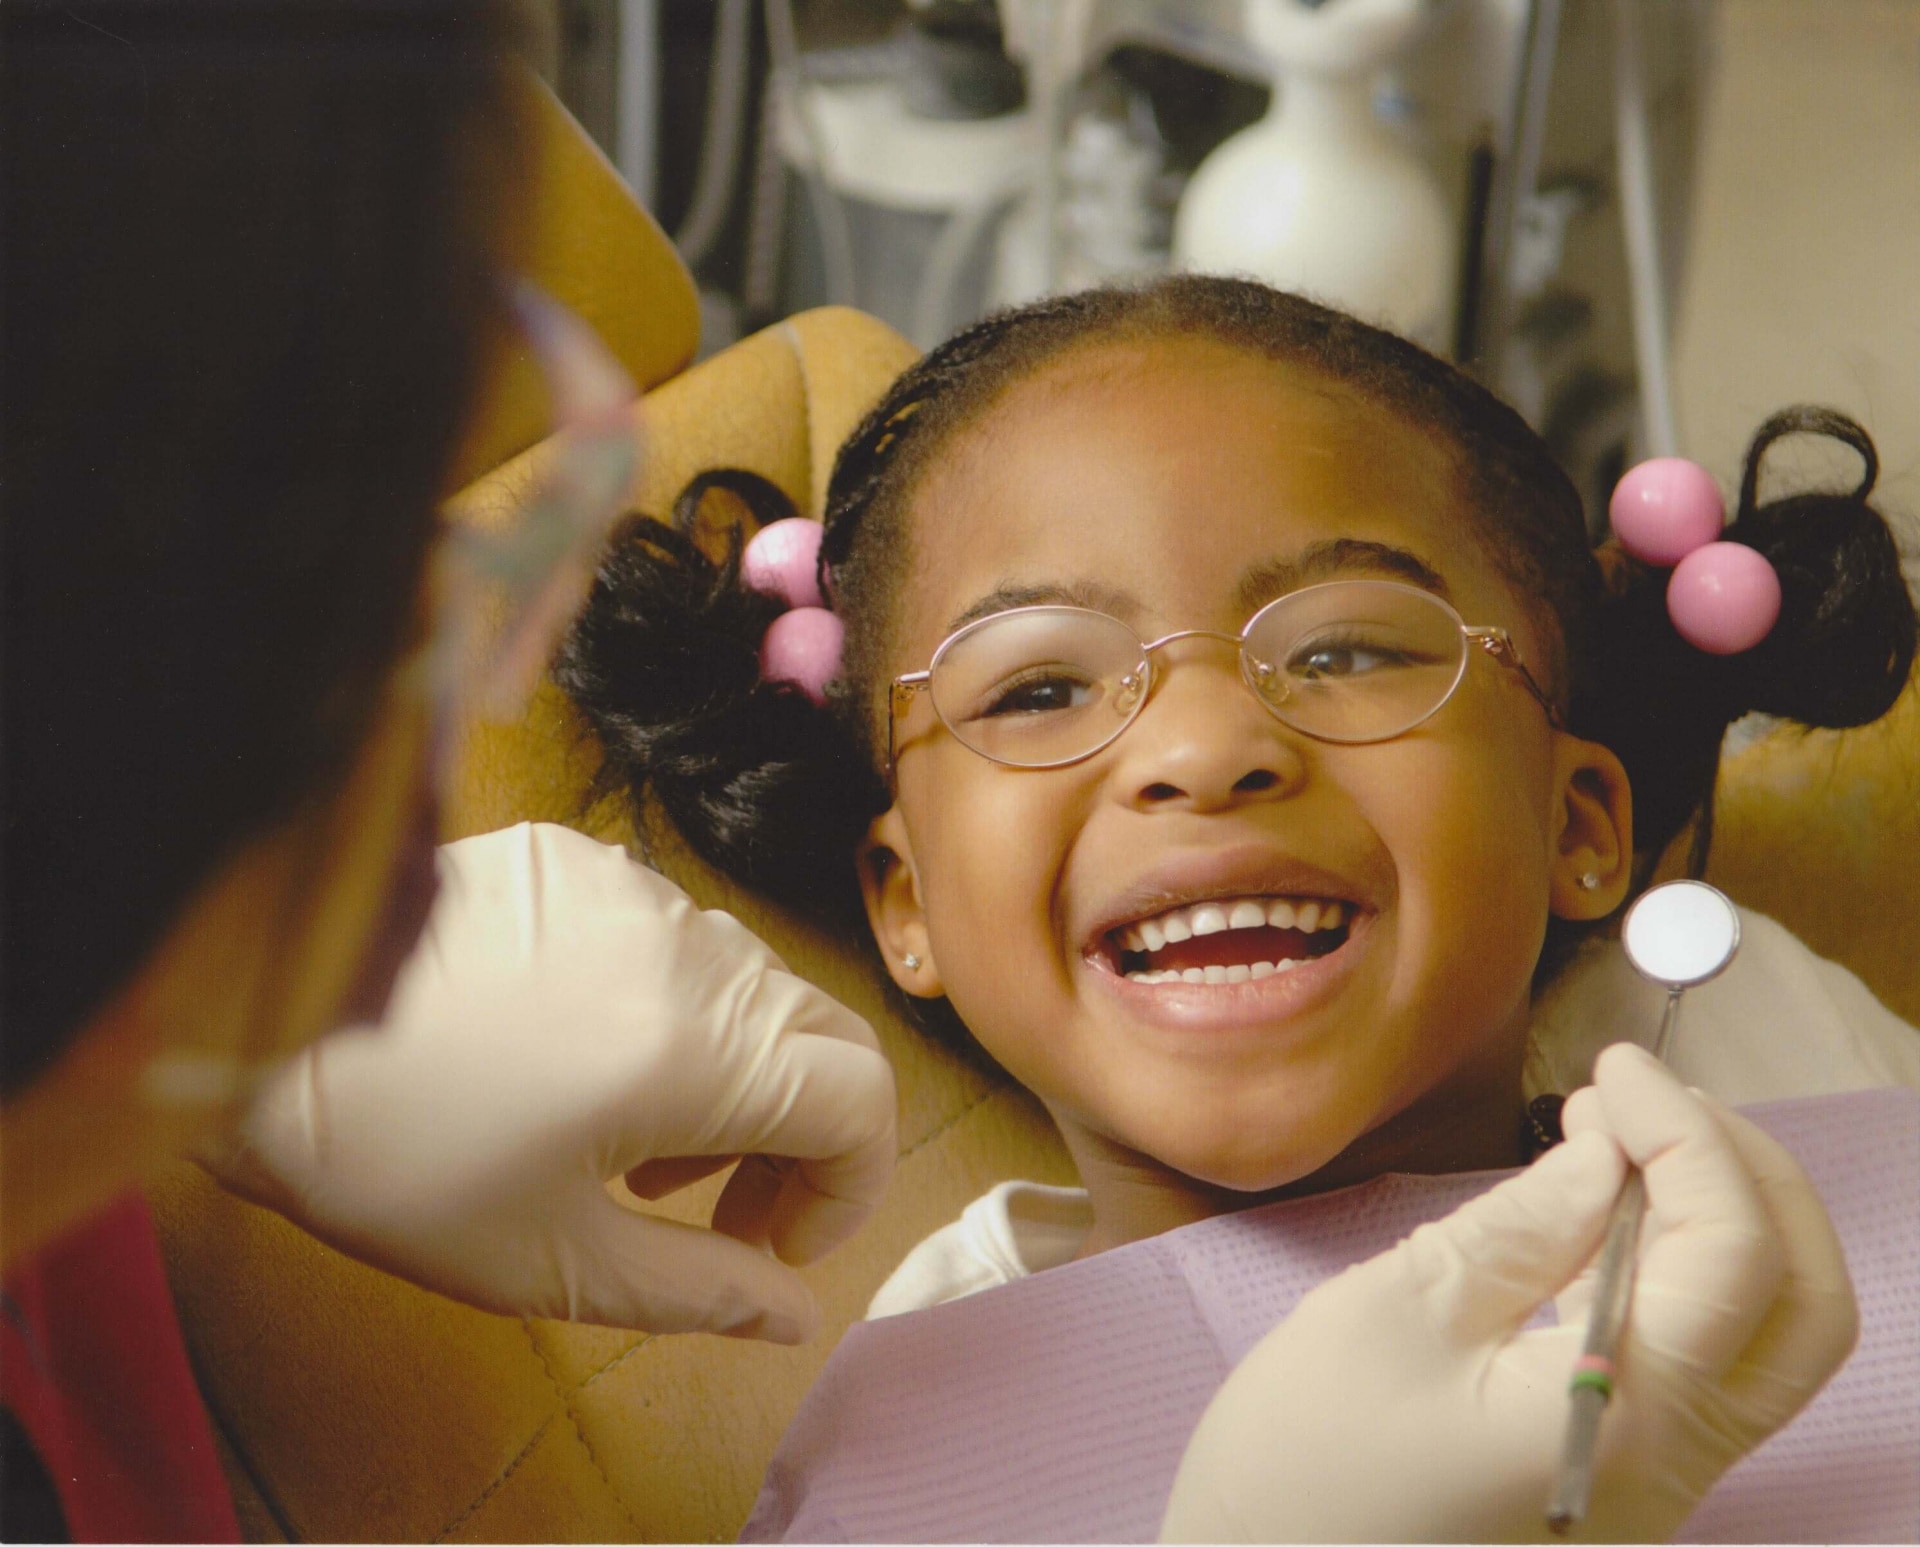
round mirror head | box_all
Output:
[1621,880,1741,989]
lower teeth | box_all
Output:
[1125,958,1302,985]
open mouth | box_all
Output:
[1102,895,1354,985]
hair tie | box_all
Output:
[1609,457,1782,655]
[743,517,842,705]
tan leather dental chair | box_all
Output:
[146,83,1920,1544]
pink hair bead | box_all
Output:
[1666,542,1782,655]
[742,517,827,610]
[1610,458,1725,567]
[759,606,844,705]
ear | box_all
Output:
[858,803,942,997]
[1547,733,1633,920]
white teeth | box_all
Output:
[1190,904,1229,937]
[1124,958,1304,988]
[1114,893,1354,963]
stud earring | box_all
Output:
[1577,871,1601,892]
[902,953,922,971]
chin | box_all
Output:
[1151,1123,1360,1197]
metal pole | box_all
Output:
[615,0,660,208]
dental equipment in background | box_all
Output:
[1547,878,1742,1532]
[572,1,1708,510]
[1172,0,1456,351]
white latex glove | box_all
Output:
[212,822,896,1342]
[1161,1042,1858,1543]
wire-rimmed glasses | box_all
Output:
[887,578,1560,774]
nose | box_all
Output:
[1107,639,1309,813]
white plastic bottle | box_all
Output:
[1172,0,1454,350]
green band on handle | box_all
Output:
[1569,1368,1615,1402]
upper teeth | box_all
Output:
[1117,896,1347,954]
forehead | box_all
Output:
[898,336,1518,651]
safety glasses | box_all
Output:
[426,280,638,776]
[888,579,1559,774]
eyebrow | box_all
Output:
[945,578,1140,635]
[1233,539,1452,614]
[944,540,1453,638]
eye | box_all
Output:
[1287,635,1419,679]
[981,668,1099,716]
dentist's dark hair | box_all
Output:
[562,277,1915,989]
[2,0,524,1097]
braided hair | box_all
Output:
[559,278,1916,983]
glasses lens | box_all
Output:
[929,608,1147,767]
[1242,581,1467,743]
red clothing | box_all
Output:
[2,1193,239,1543]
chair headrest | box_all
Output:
[449,70,699,489]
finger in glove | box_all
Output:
[625,1154,742,1201]
[579,1192,822,1343]
[1396,1126,1627,1343]
[711,1029,898,1267]
[1683,1094,1858,1427]
[1566,1043,1782,1381]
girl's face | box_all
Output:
[861,338,1628,1239]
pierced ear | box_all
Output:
[1547,734,1633,920]
[858,804,941,996]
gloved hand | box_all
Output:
[208,822,896,1342]
[1161,1042,1858,1543]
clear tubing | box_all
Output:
[1614,0,1679,458]
[765,0,858,307]
[615,0,661,210]
[742,74,792,318]
[673,0,753,269]
[910,180,1026,348]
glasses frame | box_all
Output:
[886,578,1561,777]
[430,280,637,727]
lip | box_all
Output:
[1076,843,1385,950]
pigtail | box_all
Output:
[555,472,886,922]
[1724,407,1914,727]
[1576,407,1915,879]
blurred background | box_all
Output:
[529,0,1920,542]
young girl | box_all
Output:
[562,275,1916,1277]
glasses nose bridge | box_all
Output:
[1138,625,1247,667]
[1127,624,1270,715]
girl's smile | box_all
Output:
[860,333,1630,1250]
[1076,844,1380,1039]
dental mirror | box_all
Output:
[1548,879,1742,1533]
[1622,878,1742,996]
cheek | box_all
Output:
[1362,731,1557,1020]
[905,758,1085,1066]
